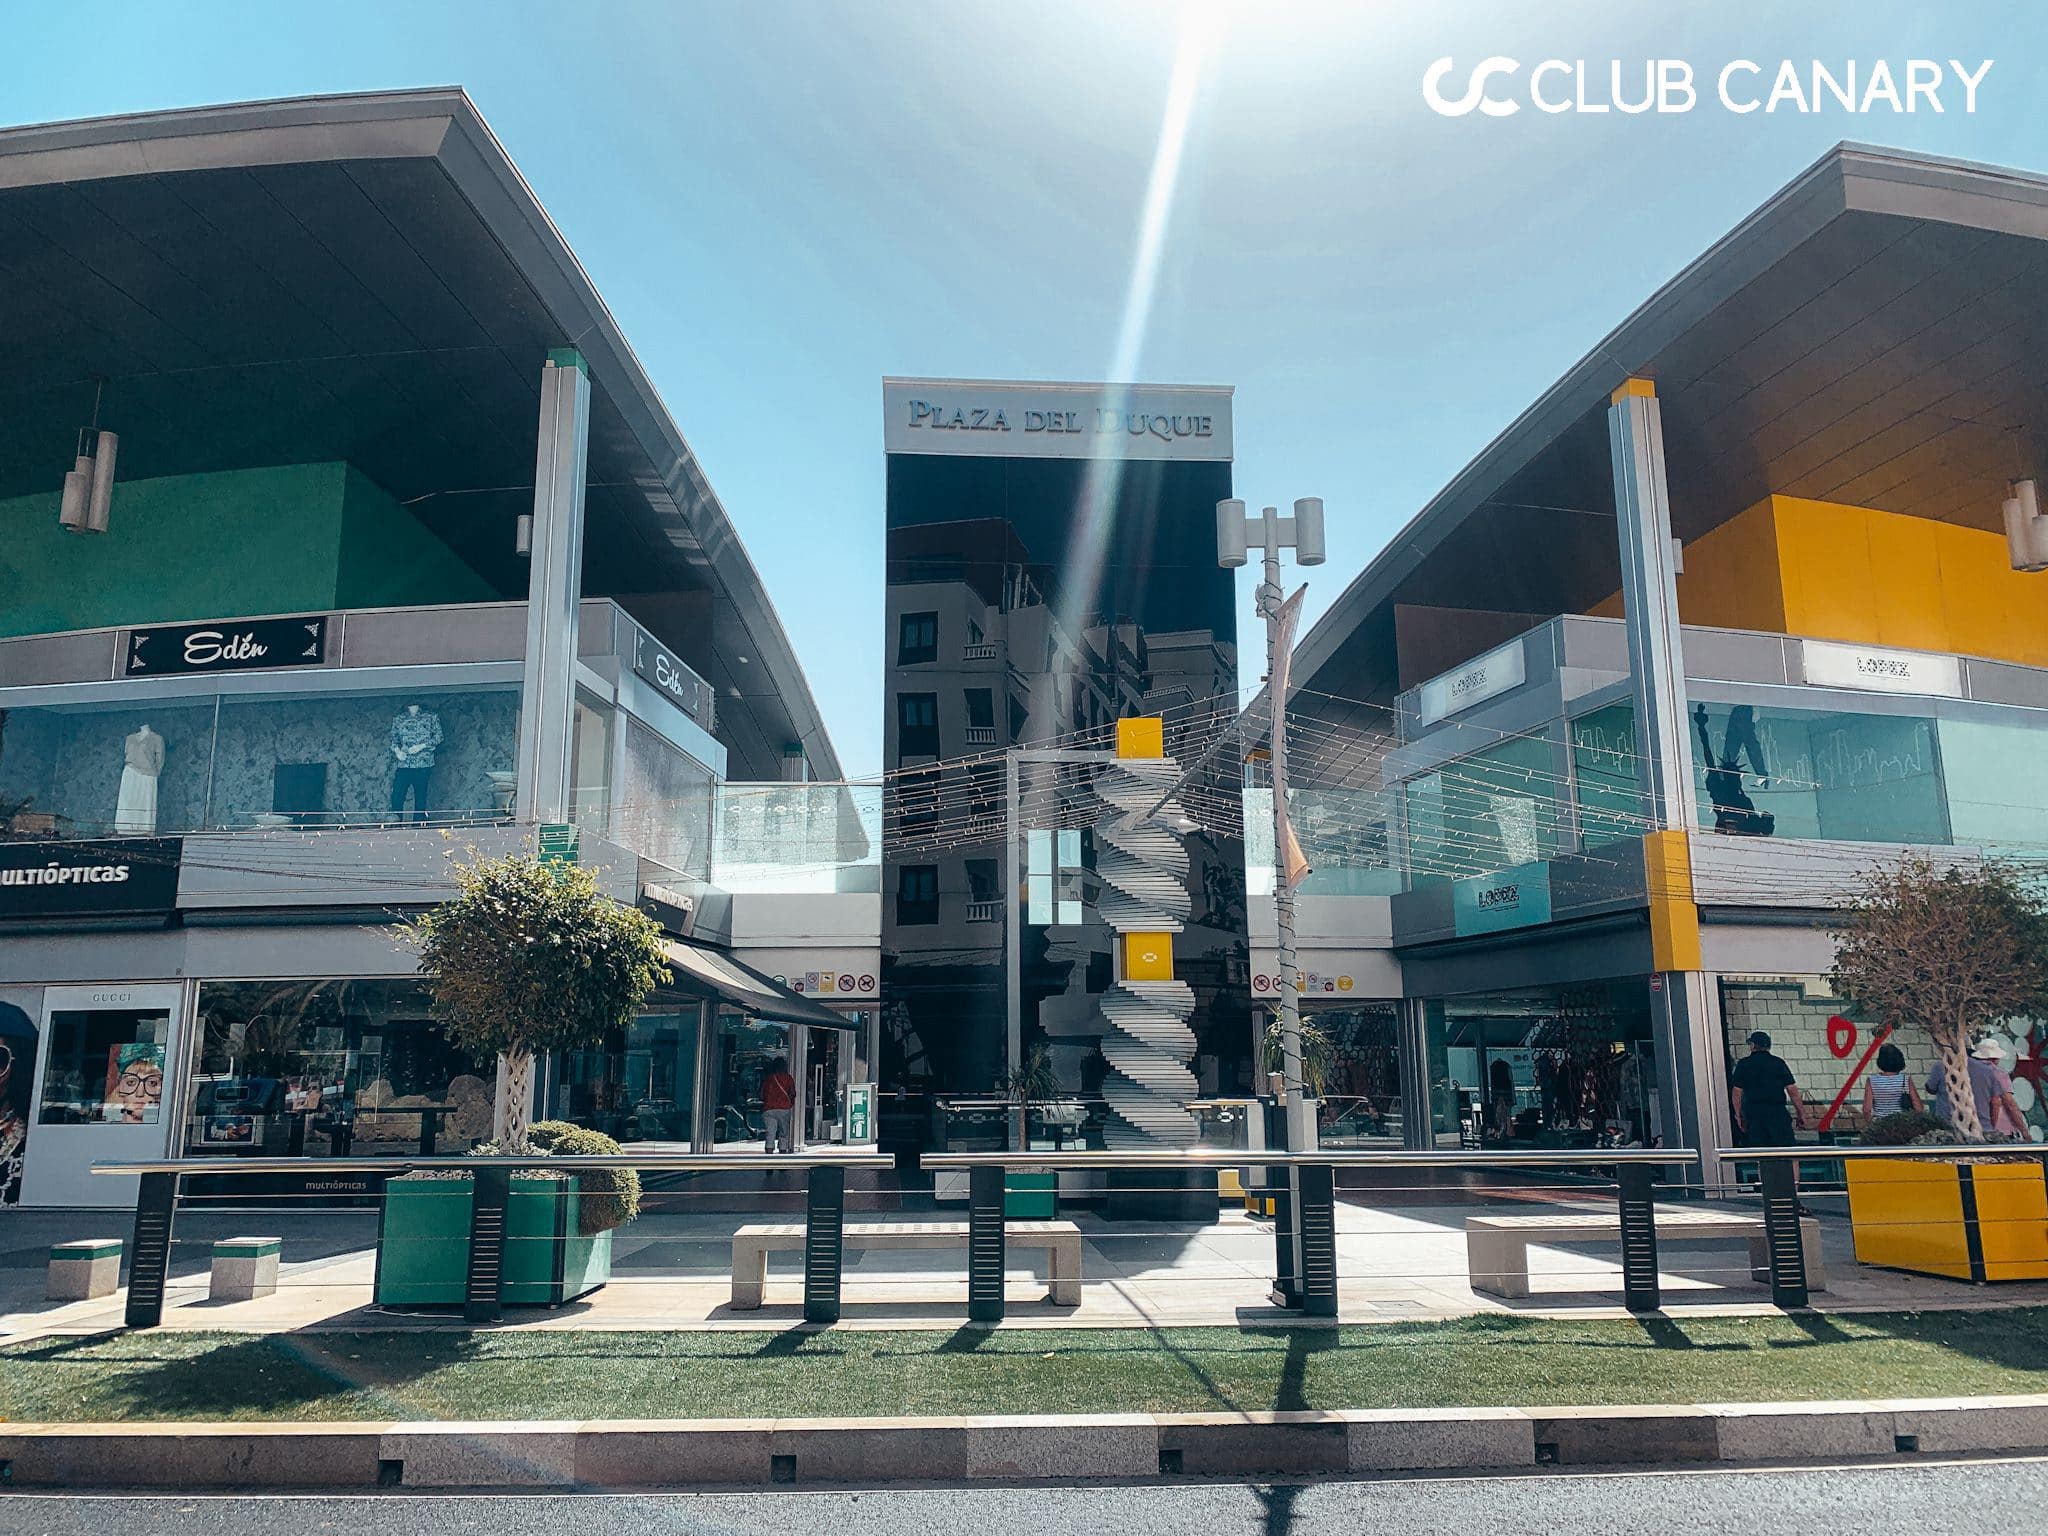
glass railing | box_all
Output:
[1242,786,1402,896]
[712,781,883,894]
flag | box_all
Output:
[1271,585,1312,890]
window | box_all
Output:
[39,1003,172,1125]
[1403,731,1561,885]
[897,864,939,925]
[964,689,995,728]
[897,611,938,665]
[185,979,493,1156]
[897,692,940,759]
[1690,702,1947,845]
[1569,703,1643,852]
[965,858,999,903]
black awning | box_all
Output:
[660,939,859,1029]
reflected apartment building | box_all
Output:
[879,380,1253,1148]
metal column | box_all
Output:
[124,1171,179,1329]
[514,348,591,825]
[463,1165,511,1325]
[967,1164,1007,1323]
[1758,1158,1811,1309]
[1616,1162,1662,1314]
[1397,997,1432,1151]
[804,1163,847,1324]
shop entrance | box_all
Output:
[24,982,183,1207]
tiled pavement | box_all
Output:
[6,1191,2046,1339]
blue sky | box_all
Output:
[4,2,2043,776]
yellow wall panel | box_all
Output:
[1775,496,1877,643]
[1933,521,2024,666]
[1865,511,1946,653]
[1673,497,1788,633]
[1121,931,1174,981]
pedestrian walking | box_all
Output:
[1729,1031,1806,1146]
[1861,1041,1921,1121]
[1970,1038,2029,1139]
[760,1054,797,1153]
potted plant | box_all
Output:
[1004,1044,1060,1218]
[378,855,666,1307]
[375,1121,641,1305]
[1830,855,2048,1281]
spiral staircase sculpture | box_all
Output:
[1092,756,1199,1148]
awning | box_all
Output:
[660,939,859,1030]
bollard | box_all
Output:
[967,1164,1006,1323]
[124,1172,179,1329]
[804,1163,846,1324]
[463,1165,511,1324]
[1297,1161,1338,1318]
[1617,1162,1662,1314]
[1758,1157,1810,1309]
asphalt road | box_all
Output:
[3,1456,2043,1535]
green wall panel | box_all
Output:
[0,461,496,639]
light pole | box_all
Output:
[1218,495,1323,1304]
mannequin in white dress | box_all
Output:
[115,724,164,835]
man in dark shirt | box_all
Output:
[1730,1031,1806,1147]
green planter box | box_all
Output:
[375,1173,613,1307]
[1005,1171,1057,1219]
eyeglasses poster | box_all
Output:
[104,1041,165,1124]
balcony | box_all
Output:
[964,898,1003,923]
[963,725,998,747]
[961,642,999,662]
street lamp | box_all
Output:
[1219,495,1324,1305]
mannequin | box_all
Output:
[389,703,443,823]
[116,724,164,835]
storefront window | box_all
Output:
[1404,731,1563,886]
[1314,1006,1402,1147]
[547,1000,703,1144]
[1690,701,1947,845]
[38,1001,173,1125]
[615,718,715,877]
[1569,702,1644,852]
[1426,981,1655,1149]
[185,979,492,1158]
[710,1009,792,1146]
[0,698,218,839]
[209,685,518,829]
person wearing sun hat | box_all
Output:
[1968,1036,2029,1139]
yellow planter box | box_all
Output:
[1846,1157,2048,1282]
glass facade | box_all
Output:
[614,717,716,878]
[1689,701,1948,845]
[0,684,520,837]
[184,979,493,1159]
[1403,730,1562,886]
[1312,1005,1404,1148]
[1243,786,1401,896]
[1425,980,1656,1148]
[1568,702,1644,852]
[881,450,1250,1101]
[712,782,882,894]
[710,1009,792,1145]
[546,999,705,1144]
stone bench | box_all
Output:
[730,1220,1084,1309]
[1466,1208,1827,1299]
[209,1236,281,1302]
[47,1239,121,1301]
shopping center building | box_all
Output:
[1276,143,2048,1180]
[0,91,879,1206]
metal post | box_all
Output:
[464,1165,511,1325]
[1758,1157,1809,1309]
[1258,508,1310,1299]
[514,347,592,827]
[1297,1161,1338,1317]
[967,1163,1007,1323]
[418,1108,439,1157]
[1617,1162,1662,1314]
[124,1171,179,1329]
[804,1162,847,1325]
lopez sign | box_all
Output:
[1416,638,1527,726]
[883,378,1233,462]
[125,615,326,677]
[1801,638,1962,699]
[0,839,182,920]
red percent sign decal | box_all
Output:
[1816,1015,1893,1134]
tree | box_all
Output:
[1005,1043,1060,1151]
[1830,854,2048,1143]
[1264,1015,1336,1098]
[408,854,668,1146]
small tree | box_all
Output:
[409,854,667,1146]
[1830,854,2048,1143]
[1005,1043,1060,1151]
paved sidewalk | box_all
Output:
[7,1191,2046,1338]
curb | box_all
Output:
[4,1396,2048,1488]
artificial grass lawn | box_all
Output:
[4,1310,2047,1424]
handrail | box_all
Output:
[1736,1144,2048,1162]
[923,1147,1697,1170]
[90,1152,895,1176]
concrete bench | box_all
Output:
[47,1239,121,1300]
[209,1236,281,1302]
[730,1220,1083,1309]
[1466,1208,1827,1299]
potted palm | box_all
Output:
[1831,855,2048,1282]
[377,855,666,1307]
[1004,1044,1060,1218]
